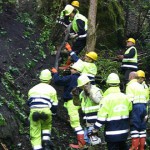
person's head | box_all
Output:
[128,71,138,81]
[64,4,77,19]
[39,69,52,84]
[106,73,120,87]
[126,38,136,47]
[137,70,145,84]
[70,62,83,74]
[84,51,98,62]
[77,75,91,90]
[71,1,79,8]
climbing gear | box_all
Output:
[77,75,90,87]
[39,69,52,81]
[106,73,120,84]
[70,62,83,72]
[86,52,98,61]
[69,134,86,149]
[64,5,74,16]
[137,70,145,78]
[127,38,136,44]
[71,1,80,7]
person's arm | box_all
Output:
[124,48,135,58]
[76,19,86,35]
[53,73,71,86]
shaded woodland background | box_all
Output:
[0,0,150,149]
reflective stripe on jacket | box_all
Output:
[94,87,132,142]
[121,46,138,69]
[28,83,58,108]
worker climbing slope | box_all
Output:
[65,43,98,84]
[58,1,80,27]
[51,63,84,148]
[27,69,58,150]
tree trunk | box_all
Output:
[86,0,97,52]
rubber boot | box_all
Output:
[129,138,140,150]
[69,134,86,149]
[59,56,71,70]
[139,137,146,150]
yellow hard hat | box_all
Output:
[64,4,74,16]
[71,1,79,7]
[77,75,90,87]
[70,62,83,72]
[137,70,145,78]
[127,38,136,44]
[39,69,52,81]
[106,73,120,84]
[86,52,98,61]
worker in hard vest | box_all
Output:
[27,69,58,150]
[51,63,84,148]
[137,70,149,101]
[59,4,88,69]
[126,71,147,150]
[58,1,80,26]
[64,43,97,84]
[89,73,132,150]
[71,74,103,148]
[117,38,138,84]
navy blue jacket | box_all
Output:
[53,73,80,102]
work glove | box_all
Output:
[69,33,78,39]
[65,43,72,52]
[51,67,58,73]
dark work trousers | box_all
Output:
[107,141,128,150]
[72,37,86,55]
[120,68,137,92]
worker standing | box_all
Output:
[27,69,58,150]
[137,70,149,101]
[51,63,84,148]
[89,73,132,150]
[64,43,97,83]
[126,72,147,150]
[58,1,80,26]
[71,74,103,148]
[117,38,138,84]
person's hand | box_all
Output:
[117,55,124,60]
[88,129,98,137]
[69,33,78,39]
[51,67,58,73]
[65,43,72,52]
[84,83,91,95]
[72,87,80,96]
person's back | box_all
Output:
[28,69,58,150]
[126,71,147,150]
[98,89,131,142]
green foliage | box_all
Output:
[0,28,7,36]
[17,13,34,26]
[97,0,125,49]
[0,113,6,126]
